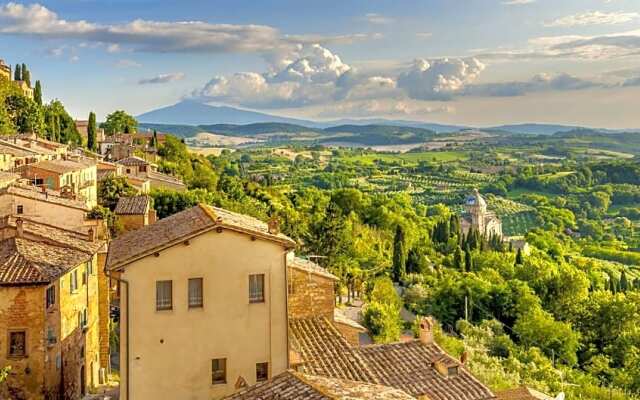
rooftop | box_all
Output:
[290,317,495,400]
[115,196,150,215]
[1,183,89,210]
[107,204,295,270]
[29,158,95,174]
[117,156,149,166]
[496,387,554,400]
[290,257,338,281]
[226,371,415,400]
[0,218,103,286]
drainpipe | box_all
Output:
[284,250,291,369]
[104,267,130,400]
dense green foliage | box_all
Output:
[101,110,138,134]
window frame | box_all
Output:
[256,362,269,382]
[188,278,204,309]
[211,358,227,385]
[248,274,265,304]
[155,280,173,311]
[70,269,78,293]
[16,205,23,215]
[46,285,56,309]
[7,330,27,358]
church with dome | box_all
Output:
[461,189,503,238]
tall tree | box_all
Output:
[515,248,524,266]
[392,224,407,282]
[33,80,42,105]
[87,111,97,151]
[454,246,464,272]
[14,64,21,81]
[464,245,474,272]
[21,63,31,86]
[101,110,138,134]
[620,270,629,292]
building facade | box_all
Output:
[461,189,502,238]
[0,217,106,399]
[22,159,98,208]
[107,205,295,400]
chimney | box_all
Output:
[460,351,469,365]
[419,316,435,345]
[16,217,23,238]
[267,218,280,235]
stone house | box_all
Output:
[461,189,502,238]
[0,217,107,399]
[116,156,186,192]
[114,196,155,232]
[0,60,9,81]
[22,159,98,208]
[106,205,296,400]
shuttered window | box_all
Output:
[156,280,173,311]
[212,358,226,384]
[249,274,265,303]
[188,278,203,308]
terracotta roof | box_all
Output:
[289,317,377,383]
[117,156,149,166]
[2,183,89,210]
[290,257,339,281]
[226,371,415,400]
[147,170,185,186]
[496,387,554,400]
[106,204,295,270]
[0,141,40,157]
[0,218,102,286]
[357,341,495,400]
[115,196,150,215]
[290,317,495,400]
[29,159,94,174]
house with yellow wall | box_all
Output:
[106,204,295,400]
[22,159,98,208]
[0,60,10,81]
[0,217,107,399]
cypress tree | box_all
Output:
[620,270,629,292]
[392,225,407,282]
[454,246,464,272]
[449,214,460,238]
[14,64,21,81]
[515,248,524,266]
[465,245,473,272]
[21,64,30,87]
[33,81,42,105]
[87,112,97,151]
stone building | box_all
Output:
[0,217,107,399]
[461,189,502,238]
[0,60,10,81]
[116,156,186,192]
[114,196,155,232]
[107,205,296,400]
[22,159,98,208]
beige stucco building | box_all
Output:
[116,156,186,192]
[107,205,296,400]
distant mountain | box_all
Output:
[136,100,320,126]
[488,123,582,135]
[321,118,468,134]
[198,123,323,137]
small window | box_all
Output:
[16,205,23,214]
[46,285,55,309]
[70,270,78,293]
[447,366,459,376]
[249,274,265,303]
[87,261,93,275]
[256,362,269,382]
[47,327,57,345]
[8,331,26,357]
[212,358,226,385]
[82,269,87,285]
[156,280,173,311]
[188,278,203,308]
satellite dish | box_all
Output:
[555,392,565,400]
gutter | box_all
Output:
[104,267,130,400]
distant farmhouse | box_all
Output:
[461,189,503,238]
[0,59,34,99]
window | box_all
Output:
[70,270,78,293]
[47,327,57,345]
[188,278,203,308]
[16,205,23,214]
[82,269,87,285]
[8,331,26,357]
[87,260,93,275]
[211,358,226,384]
[256,362,269,382]
[46,285,55,309]
[447,366,459,376]
[249,274,265,303]
[156,280,173,311]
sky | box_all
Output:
[1,0,640,128]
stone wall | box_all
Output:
[287,267,335,320]
[97,251,111,374]
[117,214,146,232]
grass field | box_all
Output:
[342,151,469,165]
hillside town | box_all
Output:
[3,1,640,395]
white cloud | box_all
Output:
[0,2,375,55]
[464,73,601,96]
[502,0,536,5]
[361,13,395,25]
[545,11,640,27]
[115,59,142,68]
[397,58,485,100]
[138,72,185,85]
